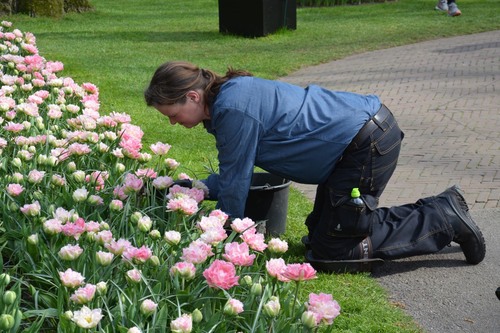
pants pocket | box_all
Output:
[326,191,371,237]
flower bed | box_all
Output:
[0,22,340,332]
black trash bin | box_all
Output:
[244,172,291,236]
[218,0,297,38]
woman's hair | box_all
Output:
[144,61,252,107]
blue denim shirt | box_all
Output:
[203,76,381,218]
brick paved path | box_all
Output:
[282,30,500,211]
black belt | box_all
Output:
[345,104,393,152]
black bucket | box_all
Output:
[244,172,291,236]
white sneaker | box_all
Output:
[448,2,462,16]
[435,0,448,11]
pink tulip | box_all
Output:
[58,244,83,261]
[164,158,180,170]
[170,262,196,280]
[203,260,239,290]
[122,245,152,264]
[306,293,341,325]
[230,218,255,233]
[95,251,114,266]
[20,201,41,216]
[265,258,289,282]
[43,218,63,235]
[222,242,256,267]
[208,209,229,224]
[122,173,143,194]
[167,196,198,216]
[6,183,23,196]
[170,314,192,333]
[104,238,131,255]
[240,228,267,252]
[282,263,317,282]
[267,238,289,254]
[200,227,228,245]
[152,176,173,190]
[126,269,142,283]
[150,142,171,155]
[140,299,158,316]
[27,169,45,183]
[59,268,85,288]
[61,218,86,240]
[70,284,97,304]
[181,240,214,264]
[223,298,244,316]
[163,230,181,245]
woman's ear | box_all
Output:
[186,90,201,103]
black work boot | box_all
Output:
[437,185,486,265]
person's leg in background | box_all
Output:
[435,0,461,16]
[447,0,462,16]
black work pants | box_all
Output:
[307,105,454,260]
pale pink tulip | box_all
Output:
[230,218,255,233]
[170,262,196,280]
[71,306,103,329]
[223,298,244,316]
[59,268,85,288]
[70,284,96,304]
[240,228,267,252]
[222,242,256,267]
[170,314,192,333]
[180,240,214,264]
[203,259,239,290]
[267,238,289,254]
[265,258,289,282]
[6,183,23,196]
[282,263,317,282]
[58,244,83,261]
[306,293,341,325]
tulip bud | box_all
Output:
[150,255,160,266]
[0,314,14,330]
[263,297,281,318]
[96,281,107,295]
[11,157,22,168]
[63,310,73,320]
[241,275,253,286]
[149,229,161,240]
[163,230,181,246]
[137,216,152,232]
[8,202,18,211]
[192,309,203,323]
[3,290,17,305]
[96,251,114,266]
[72,170,86,183]
[67,161,77,172]
[251,283,262,296]
[33,190,44,200]
[301,311,317,328]
[130,211,142,224]
[0,273,10,286]
[140,299,158,317]
[27,234,38,245]
[115,162,126,173]
[223,299,244,316]
[109,199,123,211]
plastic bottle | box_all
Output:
[350,187,364,207]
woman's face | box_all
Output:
[154,90,209,128]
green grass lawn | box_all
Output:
[3,0,498,331]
